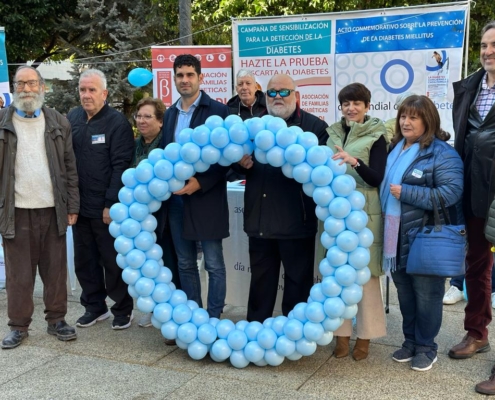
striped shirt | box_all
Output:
[475,72,495,120]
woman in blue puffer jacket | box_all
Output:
[379,95,463,372]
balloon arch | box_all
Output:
[109,114,372,368]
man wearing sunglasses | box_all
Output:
[239,73,329,322]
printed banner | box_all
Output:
[0,27,11,106]
[232,3,469,135]
[151,46,232,107]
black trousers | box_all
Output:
[73,215,133,316]
[246,236,315,322]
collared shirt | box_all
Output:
[15,108,42,118]
[475,72,495,120]
[174,92,202,141]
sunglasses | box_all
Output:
[266,89,295,98]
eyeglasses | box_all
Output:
[133,114,156,121]
[14,80,40,89]
[266,89,295,98]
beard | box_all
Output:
[267,99,296,120]
[13,90,45,113]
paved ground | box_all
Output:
[1,277,494,400]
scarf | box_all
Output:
[379,138,420,273]
[133,131,163,167]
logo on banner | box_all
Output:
[219,54,226,62]
[206,54,214,62]
[157,54,165,63]
[195,54,202,61]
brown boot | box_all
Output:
[334,336,350,358]
[352,338,370,361]
[475,365,495,395]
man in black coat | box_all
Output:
[227,69,267,120]
[239,73,329,322]
[67,69,135,330]
[448,21,495,395]
[160,54,229,326]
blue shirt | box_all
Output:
[16,108,41,118]
[174,92,202,141]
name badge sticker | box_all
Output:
[92,134,105,144]
[412,169,423,178]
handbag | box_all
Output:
[484,199,495,244]
[406,191,466,277]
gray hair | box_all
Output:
[236,69,256,82]
[14,66,45,85]
[481,21,495,38]
[79,69,107,90]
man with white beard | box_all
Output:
[0,66,79,349]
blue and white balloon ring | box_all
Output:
[110,114,373,368]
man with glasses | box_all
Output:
[67,69,135,330]
[238,73,329,322]
[0,66,79,349]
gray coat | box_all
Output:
[0,106,79,239]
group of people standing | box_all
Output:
[0,19,495,396]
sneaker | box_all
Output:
[112,312,134,330]
[392,347,414,363]
[492,293,495,309]
[443,286,464,305]
[138,313,152,328]
[76,310,111,328]
[411,353,437,371]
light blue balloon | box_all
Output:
[254,129,276,151]
[310,283,327,303]
[140,259,160,279]
[217,156,232,166]
[266,146,285,167]
[222,143,244,163]
[244,321,264,341]
[322,317,343,332]
[193,159,210,173]
[125,249,146,269]
[133,184,153,204]
[137,296,156,313]
[284,143,306,165]
[262,317,274,329]
[315,205,330,221]
[297,132,319,150]
[336,230,359,253]
[228,122,249,144]
[303,321,324,342]
[242,140,254,156]
[209,317,220,327]
[227,329,248,351]
[235,320,249,332]
[326,158,347,176]
[216,319,236,339]
[151,282,172,303]
[342,304,359,319]
[180,142,201,164]
[254,358,269,367]
[128,68,153,87]
[272,316,288,336]
[164,143,182,163]
[324,216,346,237]
[292,162,313,184]
[151,315,162,330]
[279,163,292,179]
[328,197,352,219]
[118,187,135,206]
[161,320,179,340]
[286,351,303,361]
[335,264,358,286]
[135,277,155,297]
[153,302,173,323]
[264,348,285,366]
[345,210,369,233]
[122,266,141,285]
[292,303,308,323]
[275,335,296,356]
[116,253,127,269]
[313,186,335,207]
[283,319,304,341]
[128,284,138,298]
[347,190,366,210]
[254,148,268,164]
[135,162,154,183]
[177,322,197,343]
[321,231,336,249]
[109,221,121,238]
[230,350,250,369]
[275,127,298,148]
[326,246,348,267]
[257,328,277,350]
[128,202,149,221]
[134,231,155,251]
[348,247,371,270]
[266,116,287,134]
[147,178,169,199]
[321,276,342,297]
[210,338,232,361]
[244,341,265,363]
[331,175,356,197]
[205,115,225,131]
[153,159,174,180]
[174,161,195,181]
[201,145,221,165]
[341,283,363,305]
[323,297,346,318]
[319,258,336,277]
[148,199,161,213]
[197,323,217,345]
[173,303,193,324]
[145,244,163,261]
[355,267,372,285]
[147,148,164,165]
[302,182,315,197]
[177,128,193,145]
[224,114,243,130]
[316,331,334,346]
[175,338,189,350]
[191,125,211,146]
[357,227,374,248]
[188,340,209,360]
[311,165,333,187]
[305,301,326,323]
[122,168,138,188]
[306,146,328,167]
[290,125,304,135]
[261,114,274,124]
[168,177,185,192]
[186,300,199,311]
[114,235,134,255]
[191,308,210,327]
[109,203,129,223]
[169,289,188,307]
[246,117,265,140]
[296,338,317,356]
[210,127,230,149]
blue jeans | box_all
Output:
[392,268,445,357]
[168,195,226,318]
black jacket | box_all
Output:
[453,68,495,219]
[67,104,134,219]
[160,91,230,240]
[227,90,267,120]
[243,106,329,239]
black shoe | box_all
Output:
[76,310,111,328]
[1,330,28,349]
[47,321,77,341]
[112,312,134,330]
